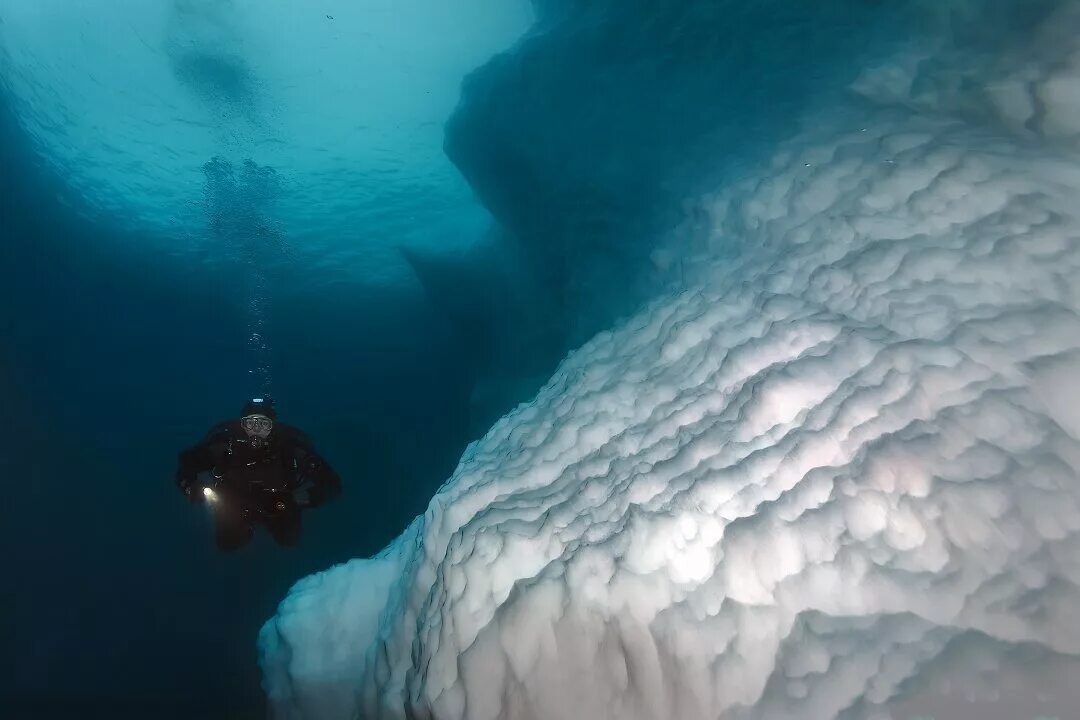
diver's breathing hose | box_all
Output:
[246,266,273,397]
[202,156,283,399]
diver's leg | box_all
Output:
[214,508,254,551]
[265,502,302,547]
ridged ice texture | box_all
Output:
[259,13,1080,720]
[852,1,1080,149]
[259,113,1080,719]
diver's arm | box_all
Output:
[176,444,213,500]
[175,423,231,499]
[285,430,342,507]
[304,458,342,508]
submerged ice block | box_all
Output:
[259,103,1080,718]
[247,1,1080,717]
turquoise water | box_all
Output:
[0,2,525,712]
[1,92,478,715]
[2,1,1072,718]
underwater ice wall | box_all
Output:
[260,1,1080,718]
[0,0,533,282]
[444,0,918,345]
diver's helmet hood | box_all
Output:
[241,397,276,445]
[242,397,277,420]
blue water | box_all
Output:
[0,86,483,717]
[1,0,1069,717]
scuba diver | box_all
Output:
[175,398,341,550]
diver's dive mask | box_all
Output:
[241,413,274,447]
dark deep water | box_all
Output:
[0,91,479,718]
[4,1,1079,718]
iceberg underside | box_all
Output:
[259,1,1080,710]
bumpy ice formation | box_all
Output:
[259,5,1080,720]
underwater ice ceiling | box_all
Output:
[259,1,1080,719]
[0,0,533,281]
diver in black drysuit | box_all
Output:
[175,398,341,550]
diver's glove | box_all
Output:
[177,473,193,495]
[177,474,204,503]
[294,458,327,508]
[296,488,320,509]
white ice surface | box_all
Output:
[0,0,532,283]
[257,5,1080,720]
